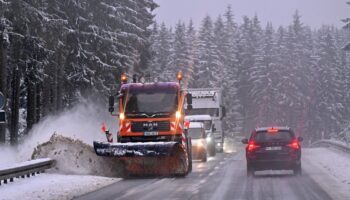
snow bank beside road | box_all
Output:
[303,148,350,199]
[18,101,116,161]
[304,148,350,185]
[0,173,120,200]
[32,134,124,177]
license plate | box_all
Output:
[144,131,159,136]
[266,146,282,151]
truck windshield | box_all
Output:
[188,128,204,139]
[124,90,178,115]
[188,120,212,130]
[186,108,219,117]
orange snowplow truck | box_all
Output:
[93,72,193,176]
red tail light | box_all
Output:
[247,141,261,151]
[287,139,300,149]
[101,122,107,133]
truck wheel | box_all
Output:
[209,145,216,157]
[218,147,224,153]
[202,153,207,162]
[187,139,192,172]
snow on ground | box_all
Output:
[304,148,350,184]
[303,147,350,199]
[0,173,120,200]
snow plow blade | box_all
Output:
[93,141,179,157]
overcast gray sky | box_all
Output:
[154,0,349,29]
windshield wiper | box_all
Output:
[126,113,148,117]
[152,112,172,116]
[126,112,172,118]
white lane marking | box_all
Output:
[209,162,235,200]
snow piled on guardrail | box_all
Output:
[311,139,350,153]
[32,134,123,177]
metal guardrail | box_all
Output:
[0,158,54,186]
[311,140,350,154]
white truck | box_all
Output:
[185,88,226,152]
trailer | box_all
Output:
[185,88,226,152]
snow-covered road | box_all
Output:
[1,145,350,200]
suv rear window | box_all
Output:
[253,131,293,142]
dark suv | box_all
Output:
[242,127,303,176]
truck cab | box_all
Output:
[116,82,185,143]
[93,72,193,176]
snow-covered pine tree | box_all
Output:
[221,5,242,135]
[343,2,350,51]
[186,20,198,86]
[213,15,226,84]
[149,22,173,80]
[213,14,235,133]
[249,22,279,126]
[234,16,253,132]
[0,0,11,143]
[313,27,343,139]
[170,21,190,74]
[196,15,222,88]
[0,0,158,144]
[276,12,311,134]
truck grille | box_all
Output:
[131,121,170,132]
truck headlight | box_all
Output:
[175,111,181,119]
[197,140,204,147]
[206,137,212,142]
[119,113,125,120]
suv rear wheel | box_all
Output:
[293,163,302,176]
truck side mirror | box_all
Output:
[212,126,216,132]
[241,138,248,144]
[109,96,115,113]
[298,137,303,142]
[186,93,192,105]
[186,93,192,110]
